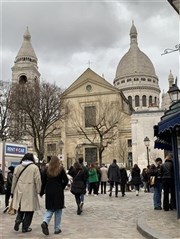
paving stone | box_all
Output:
[0,190,179,239]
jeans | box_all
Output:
[110,181,119,196]
[101,182,107,194]
[80,194,84,203]
[43,209,62,231]
[153,182,162,208]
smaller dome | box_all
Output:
[15,27,37,62]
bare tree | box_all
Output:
[10,81,67,162]
[109,139,128,165]
[69,99,128,166]
[0,81,11,141]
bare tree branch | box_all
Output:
[9,81,67,161]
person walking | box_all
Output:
[108,159,120,197]
[141,168,150,192]
[149,158,163,210]
[100,164,108,194]
[0,168,4,195]
[119,166,128,197]
[88,163,99,196]
[40,156,68,235]
[78,157,88,209]
[131,164,142,196]
[11,153,42,233]
[161,154,176,211]
[68,162,87,215]
[4,166,14,213]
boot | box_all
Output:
[77,204,82,215]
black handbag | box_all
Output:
[70,171,86,195]
[70,180,86,195]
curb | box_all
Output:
[137,213,171,239]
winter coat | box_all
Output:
[11,161,42,211]
[41,167,68,210]
[100,166,108,182]
[6,171,13,190]
[149,165,162,185]
[68,166,86,182]
[68,167,87,195]
[108,163,120,182]
[120,168,128,185]
[88,168,99,183]
[161,159,174,179]
[131,167,142,185]
[0,170,4,194]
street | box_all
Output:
[0,189,153,239]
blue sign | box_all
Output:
[5,145,27,156]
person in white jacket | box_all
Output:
[100,164,108,194]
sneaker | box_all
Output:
[54,229,62,234]
[41,221,49,235]
[109,192,112,197]
[154,206,162,210]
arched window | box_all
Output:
[128,96,132,105]
[135,95,139,107]
[154,97,157,106]
[19,75,27,84]
[149,96,152,106]
[142,95,146,106]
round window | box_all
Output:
[86,84,92,92]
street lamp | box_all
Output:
[168,80,180,103]
[144,136,150,166]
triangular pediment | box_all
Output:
[64,68,119,97]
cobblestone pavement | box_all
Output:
[0,190,179,239]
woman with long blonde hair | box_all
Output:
[40,156,68,235]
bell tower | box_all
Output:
[11,27,40,85]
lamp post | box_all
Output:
[168,80,180,103]
[144,136,150,166]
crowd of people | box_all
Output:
[0,152,176,236]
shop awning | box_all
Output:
[154,100,180,150]
[158,112,180,134]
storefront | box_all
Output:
[0,142,27,177]
[154,100,180,219]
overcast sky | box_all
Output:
[1,0,179,93]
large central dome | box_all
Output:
[115,22,156,80]
[116,47,156,78]
[114,22,160,110]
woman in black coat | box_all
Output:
[131,164,142,196]
[68,162,86,215]
[40,156,68,235]
[120,167,128,197]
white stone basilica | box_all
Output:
[10,22,179,169]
